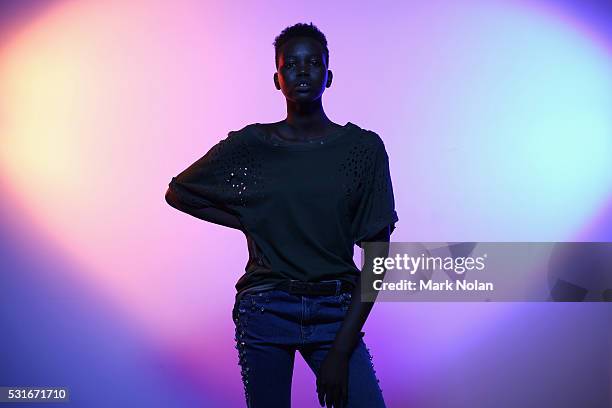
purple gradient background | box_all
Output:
[1,0,611,407]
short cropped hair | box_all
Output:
[273,22,329,69]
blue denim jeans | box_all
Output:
[231,285,387,407]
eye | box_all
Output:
[311,60,321,66]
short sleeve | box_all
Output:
[352,137,399,247]
[168,131,243,216]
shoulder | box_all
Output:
[221,123,261,145]
[348,123,386,152]
[200,125,255,161]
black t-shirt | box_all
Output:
[168,121,399,300]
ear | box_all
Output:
[274,72,280,90]
[326,70,333,87]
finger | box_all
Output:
[325,388,333,408]
[333,386,343,408]
[317,386,325,407]
[341,384,348,407]
[329,387,338,408]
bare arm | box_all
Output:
[317,224,390,407]
[331,224,390,355]
[165,188,244,232]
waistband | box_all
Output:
[235,282,280,304]
[235,279,354,303]
[275,279,353,296]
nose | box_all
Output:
[297,62,310,76]
[297,70,311,81]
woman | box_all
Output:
[165,22,398,408]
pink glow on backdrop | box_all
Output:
[1,0,610,407]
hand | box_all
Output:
[316,349,350,408]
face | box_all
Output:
[274,36,331,103]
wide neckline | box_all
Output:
[250,121,355,150]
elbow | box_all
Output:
[165,188,180,209]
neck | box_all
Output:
[284,97,331,130]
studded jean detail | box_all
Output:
[231,286,386,408]
[364,346,383,394]
[233,292,270,406]
[234,298,251,405]
[338,291,352,312]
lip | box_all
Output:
[295,82,311,90]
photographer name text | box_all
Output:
[373,279,494,291]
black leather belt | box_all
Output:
[275,279,353,296]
